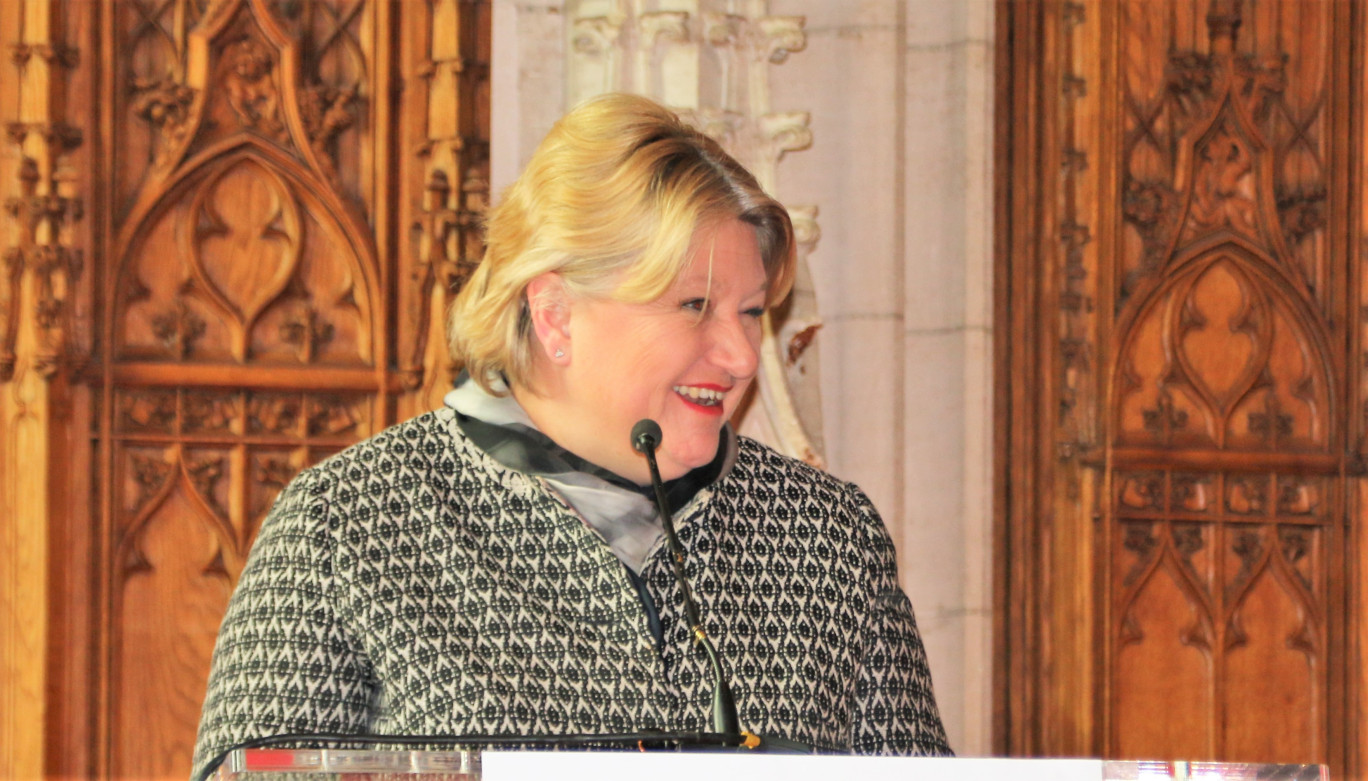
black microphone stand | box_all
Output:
[630,419,744,743]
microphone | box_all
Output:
[630,418,743,742]
[631,418,661,454]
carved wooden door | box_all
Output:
[998,0,1362,775]
[0,1,490,778]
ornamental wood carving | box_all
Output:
[104,3,390,774]
[999,0,1359,774]
[0,0,491,778]
[1,1,94,779]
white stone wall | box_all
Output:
[490,0,995,756]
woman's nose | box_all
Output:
[710,314,761,380]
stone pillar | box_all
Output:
[769,0,995,754]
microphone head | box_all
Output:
[631,419,662,453]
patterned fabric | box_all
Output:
[444,378,732,573]
[191,408,952,779]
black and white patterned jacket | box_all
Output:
[191,408,951,778]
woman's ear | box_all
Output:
[525,272,571,364]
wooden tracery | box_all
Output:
[0,0,491,777]
[998,0,1360,772]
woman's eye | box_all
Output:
[743,307,765,319]
[683,298,709,313]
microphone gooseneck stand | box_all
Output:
[629,418,745,743]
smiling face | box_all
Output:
[518,219,768,485]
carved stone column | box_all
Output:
[567,0,825,465]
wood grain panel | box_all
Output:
[99,0,390,769]
[1221,538,1320,761]
[94,1,489,774]
[1114,524,1215,759]
[113,481,235,778]
[0,0,93,777]
[998,0,1356,774]
[0,0,490,777]
[1,380,51,781]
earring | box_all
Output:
[554,347,565,359]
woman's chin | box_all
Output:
[659,449,713,479]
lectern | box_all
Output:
[207,748,1329,781]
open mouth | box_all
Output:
[673,385,726,408]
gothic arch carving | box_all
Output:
[1000,1,1352,768]
[112,140,378,366]
[1113,242,1335,454]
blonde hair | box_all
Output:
[448,92,797,394]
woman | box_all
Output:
[191,93,952,779]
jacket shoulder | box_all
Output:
[301,408,461,488]
[729,434,860,501]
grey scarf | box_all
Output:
[443,378,736,573]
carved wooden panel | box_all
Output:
[103,2,392,774]
[396,0,491,417]
[1107,1,1345,762]
[1,0,98,778]
[1110,473,1329,760]
[998,0,1359,774]
[1,0,490,778]
[108,386,370,776]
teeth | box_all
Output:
[674,385,725,405]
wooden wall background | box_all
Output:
[0,0,490,778]
[997,0,1364,777]
[5,0,1365,778]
